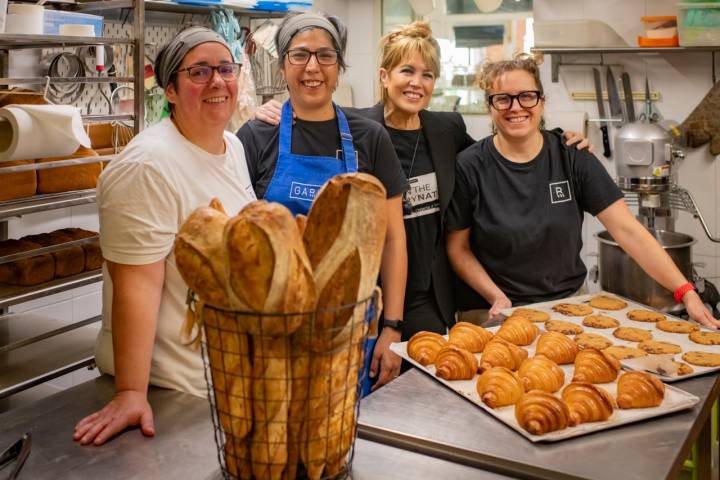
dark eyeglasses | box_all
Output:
[175,63,242,84]
[286,48,339,66]
[487,90,543,110]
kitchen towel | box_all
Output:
[0,104,92,162]
[544,110,589,137]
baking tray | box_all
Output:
[390,333,699,443]
[500,292,720,382]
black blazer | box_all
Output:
[353,103,475,327]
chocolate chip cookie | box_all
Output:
[638,340,682,355]
[603,345,648,360]
[575,333,613,350]
[682,351,720,367]
[613,326,653,342]
[510,307,550,323]
[627,309,666,323]
[545,320,584,335]
[656,320,700,334]
[688,331,720,346]
[589,295,628,311]
[552,303,593,316]
[583,314,620,329]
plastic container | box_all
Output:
[43,10,103,36]
[677,2,720,46]
[533,20,629,48]
[638,15,679,47]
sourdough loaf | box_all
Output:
[58,228,102,270]
[0,239,55,285]
[37,146,102,194]
[23,231,84,278]
[0,160,36,201]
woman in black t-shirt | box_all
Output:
[237,12,408,388]
[445,55,720,329]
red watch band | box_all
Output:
[673,282,695,304]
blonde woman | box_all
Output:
[445,55,720,329]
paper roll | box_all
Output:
[59,24,96,37]
[5,4,44,34]
[0,105,92,162]
[544,111,589,137]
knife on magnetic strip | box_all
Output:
[606,66,624,126]
[621,72,636,122]
[592,68,611,158]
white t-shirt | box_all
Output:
[95,118,256,397]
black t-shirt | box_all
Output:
[386,126,439,310]
[236,109,407,199]
[446,130,624,305]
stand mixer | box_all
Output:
[594,91,720,313]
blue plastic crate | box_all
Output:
[44,10,104,36]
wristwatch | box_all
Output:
[382,318,403,330]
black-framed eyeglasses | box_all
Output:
[286,48,339,66]
[175,63,242,84]
[487,90,543,110]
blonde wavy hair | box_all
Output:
[378,21,440,104]
[477,53,545,102]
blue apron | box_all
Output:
[264,100,358,216]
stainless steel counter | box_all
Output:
[0,375,516,479]
[358,369,720,480]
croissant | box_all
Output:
[572,348,621,384]
[434,344,478,380]
[515,390,570,435]
[479,338,528,372]
[448,322,493,353]
[561,382,616,426]
[495,316,539,346]
[476,366,524,408]
[408,331,448,366]
[616,371,666,409]
[535,331,578,365]
[518,355,565,393]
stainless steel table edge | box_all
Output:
[357,422,586,480]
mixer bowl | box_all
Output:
[595,229,695,311]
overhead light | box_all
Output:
[408,0,436,16]
[474,0,503,13]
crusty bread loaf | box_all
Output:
[57,228,101,271]
[224,200,316,335]
[0,89,48,107]
[0,160,36,201]
[175,199,233,309]
[0,239,55,286]
[37,146,102,194]
[23,231,84,278]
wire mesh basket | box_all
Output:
[187,290,379,480]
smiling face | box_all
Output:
[380,50,436,118]
[165,42,237,133]
[488,69,544,140]
[282,28,339,119]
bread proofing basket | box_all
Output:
[186,289,380,480]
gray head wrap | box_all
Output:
[275,12,344,62]
[156,26,232,89]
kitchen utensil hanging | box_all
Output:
[592,68,612,158]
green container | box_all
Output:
[677,2,720,46]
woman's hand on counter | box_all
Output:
[683,290,720,329]
[73,390,155,446]
[370,327,402,390]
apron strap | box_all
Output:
[278,100,294,155]
[335,104,358,172]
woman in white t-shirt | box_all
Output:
[73,27,256,446]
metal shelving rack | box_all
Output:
[0,0,144,401]
[532,46,720,83]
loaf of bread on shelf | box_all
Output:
[616,371,665,409]
[37,146,102,194]
[561,382,615,426]
[476,366,524,408]
[435,344,478,380]
[0,238,55,286]
[572,348,621,384]
[0,160,36,201]
[495,316,539,346]
[0,88,48,107]
[57,228,102,270]
[515,390,570,435]
[535,331,579,365]
[479,337,528,372]
[408,331,448,366]
[448,321,493,353]
[175,199,233,309]
[517,355,565,393]
[23,230,84,278]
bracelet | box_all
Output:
[673,282,696,304]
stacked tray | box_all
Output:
[501,292,720,382]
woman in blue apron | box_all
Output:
[237,12,409,390]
